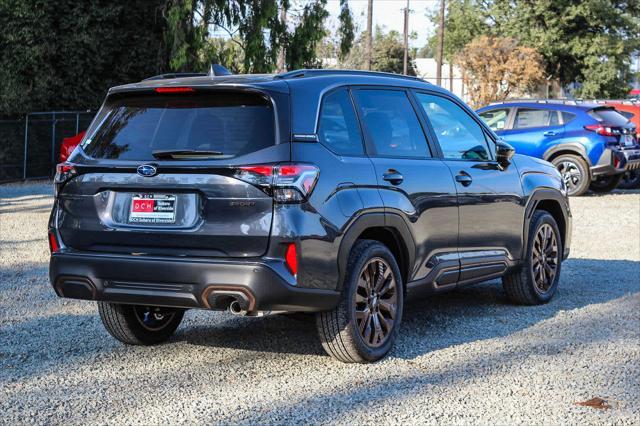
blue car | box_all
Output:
[477,100,640,195]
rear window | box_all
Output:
[588,108,630,126]
[83,92,275,160]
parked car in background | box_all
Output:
[49,69,572,363]
[477,100,640,196]
[587,100,640,189]
[59,131,86,163]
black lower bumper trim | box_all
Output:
[591,147,640,176]
[50,252,340,312]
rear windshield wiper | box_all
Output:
[152,149,226,160]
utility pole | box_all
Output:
[366,0,373,70]
[403,0,409,75]
[277,3,287,73]
[436,0,445,86]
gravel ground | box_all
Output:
[1,181,639,425]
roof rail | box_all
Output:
[489,98,591,106]
[143,72,208,81]
[275,69,426,82]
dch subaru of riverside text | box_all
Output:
[49,68,572,362]
[477,100,640,196]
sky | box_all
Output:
[324,0,439,48]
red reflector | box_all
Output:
[48,231,59,253]
[285,243,298,276]
[240,165,273,176]
[154,87,195,93]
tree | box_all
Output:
[0,0,168,115]
[428,0,640,98]
[164,0,328,74]
[337,0,355,61]
[344,27,417,75]
[286,0,329,69]
[456,35,544,108]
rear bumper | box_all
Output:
[49,251,340,313]
[591,147,640,177]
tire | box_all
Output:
[551,154,590,196]
[98,302,185,345]
[502,211,562,305]
[589,174,623,193]
[316,240,404,363]
[617,171,640,190]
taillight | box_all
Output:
[54,162,77,195]
[48,230,60,253]
[234,163,319,203]
[285,243,298,276]
[584,124,620,136]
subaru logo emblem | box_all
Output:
[137,164,157,177]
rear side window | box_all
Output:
[514,108,558,129]
[562,112,576,124]
[588,108,630,126]
[479,108,510,131]
[83,92,275,160]
[317,89,364,156]
[352,90,430,158]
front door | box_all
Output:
[413,91,525,285]
[350,88,460,290]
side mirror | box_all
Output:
[496,139,515,169]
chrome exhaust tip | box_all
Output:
[229,300,248,316]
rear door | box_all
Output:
[351,88,460,286]
[57,89,285,258]
[499,107,565,157]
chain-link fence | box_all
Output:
[0,111,95,182]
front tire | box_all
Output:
[98,302,184,345]
[316,240,404,363]
[551,154,590,196]
[502,211,562,305]
[589,174,622,193]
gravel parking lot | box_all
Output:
[1,181,638,425]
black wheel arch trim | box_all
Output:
[337,212,416,291]
[543,143,591,166]
[523,188,571,260]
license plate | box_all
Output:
[129,194,176,224]
[623,134,636,147]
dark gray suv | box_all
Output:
[49,69,572,363]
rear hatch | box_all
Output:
[55,89,287,258]
[586,107,638,147]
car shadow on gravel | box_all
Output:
[179,258,639,359]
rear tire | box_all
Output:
[316,240,404,363]
[551,154,590,196]
[618,170,640,189]
[502,211,562,305]
[98,302,184,345]
[590,174,623,193]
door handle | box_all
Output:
[382,170,404,185]
[455,172,473,186]
[543,131,557,136]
